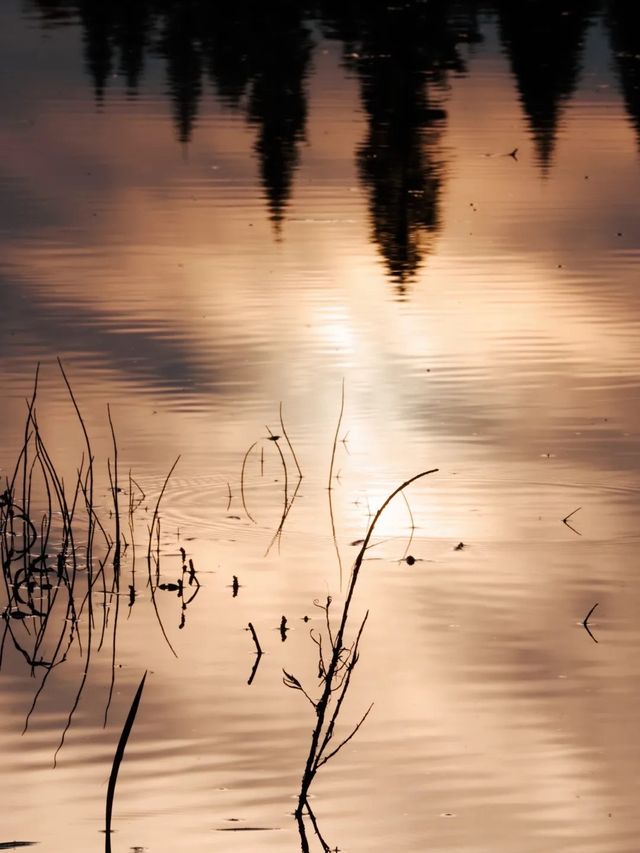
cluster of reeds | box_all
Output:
[3,371,436,849]
[238,393,438,848]
[0,361,188,763]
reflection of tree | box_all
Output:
[28,1,485,283]
[323,1,476,290]
[31,1,313,228]
[608,1,640,148]
[159,6,202,144]
[73,3,153,102]
[245,6,312,229]
[497,1,597,172]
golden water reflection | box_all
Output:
[1,3,640,852]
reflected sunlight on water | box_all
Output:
[2,1,640,851]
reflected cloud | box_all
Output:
[0,277,244,399]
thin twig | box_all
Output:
[295,467,439,813]
[240,441,259,524]
[146,456,180,580]
[247,622,263,685]
[266,425,288,520]
[279,402,303,479]
[317,702,374,768]
[582,602,599,644]
[247,621,263,656]
[327,379,344,493]
[562,506,582,535]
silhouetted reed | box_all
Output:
[287,468,438,827]
[0,364,189,761]
[246,621,263,686]
[239,405,303,555]
[105,671,147,853]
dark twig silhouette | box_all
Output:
[562,505,582,536]
[582,602,599,644]
[286,467,439,824]
[247,621,263,685]
[327,381,345,586]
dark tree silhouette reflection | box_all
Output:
[28,0,484,287]
[497,1,598,173]
[31,1,313,229]
[608,0,640,149]
[159,6,203,145]
[30,1,632,288]
[322,1,480,291]
[243,5,312,230]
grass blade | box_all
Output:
[105,671,147,852]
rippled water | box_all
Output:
[2,2,640,851]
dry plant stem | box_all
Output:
[53,546,114,768]
[146,455,180,584]
[327,380,345,585]
[295,468,438,815]
[247,622,263,685]
[266,426,288,510]
[127,471,137,606]
[57,358,95,597]
[279,402,303,479]
[104,406,121,725]
[57,360,101,743]
[145,502,178,658]
[315,612,370,768]
[303,800,332,853]
[327,379,344,493]
[248,621,263,655]
[107,406,121,574]
[400,490,416,561]
[240,440,259,523]
[264,476,302,557]
[264,425,302,556]
[20,367,39,577]
[145,551,178,659]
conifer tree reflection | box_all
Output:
[111,3,151,96]
[240,4,312,230]
[78,5,117,103]
[323,1,472,292]
[497,1,597,173]
[608,0,640,148]
[32,2,154,100]
[158,5,203,145]
[201,7,252,108]
[32,1,313,229]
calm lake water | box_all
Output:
[2,1,640,851]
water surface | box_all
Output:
[2,2,640,851]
